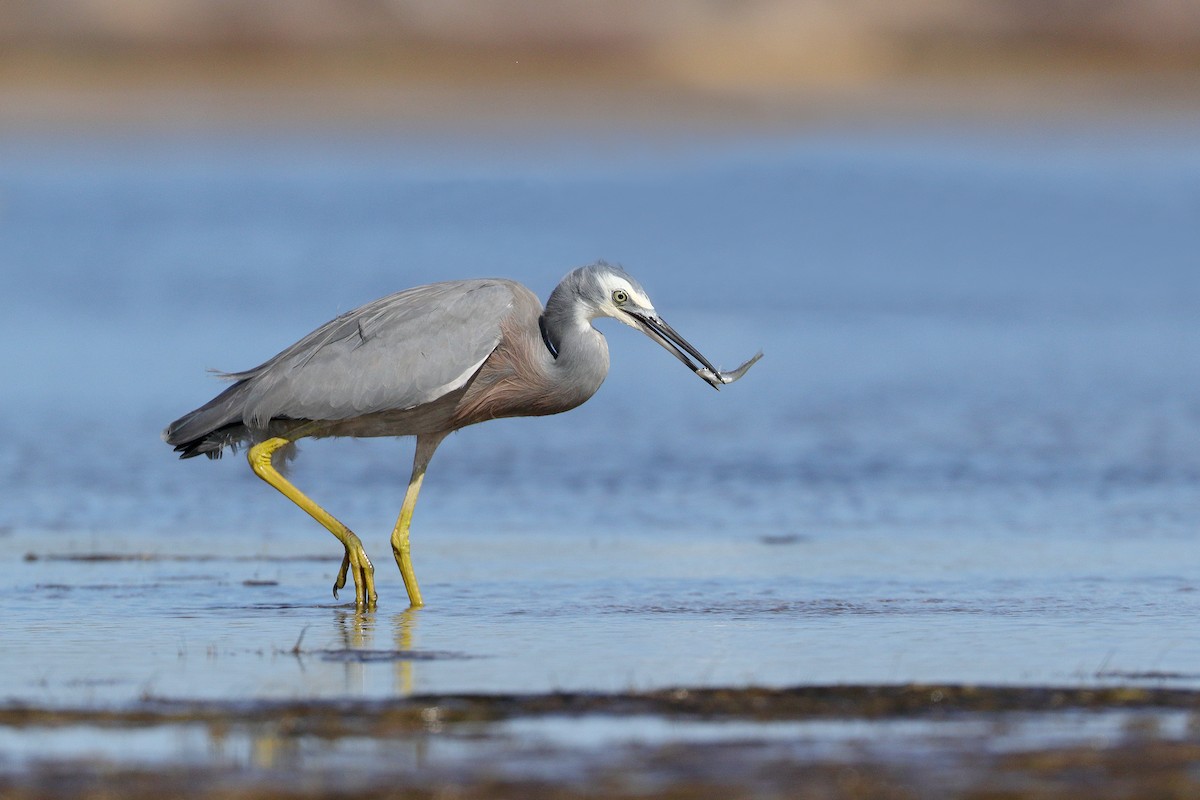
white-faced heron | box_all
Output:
[164,262,760,608]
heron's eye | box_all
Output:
[612,289,629,305]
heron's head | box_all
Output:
[558,262,727,389]
[567,262,656,325]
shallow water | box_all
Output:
[1,124,1199,714]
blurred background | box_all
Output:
[1,1,1199,700]
[3,0,1200,130]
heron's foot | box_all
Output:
[333,533,377,609]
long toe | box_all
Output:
[332,539,376,608]
[333,552,351,599]
[359,554,378,608]
[346,535,377,609]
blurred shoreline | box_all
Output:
[3,1,1200,133]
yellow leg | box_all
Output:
[248,437,377,609]
[389,433,445,609]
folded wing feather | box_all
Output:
[237,280,517,427]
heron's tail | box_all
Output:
[162,381,252,459]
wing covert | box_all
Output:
[238,280,521,426]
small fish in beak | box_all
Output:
[625,310,762,390]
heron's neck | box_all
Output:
[541,291,610,398]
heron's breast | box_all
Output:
[449,318,600,427]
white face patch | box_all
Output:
[595,272,654,322]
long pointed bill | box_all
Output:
[627,311,762,390]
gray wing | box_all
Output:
[233,280,522,427]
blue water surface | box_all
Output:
[0,125,1198,704]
